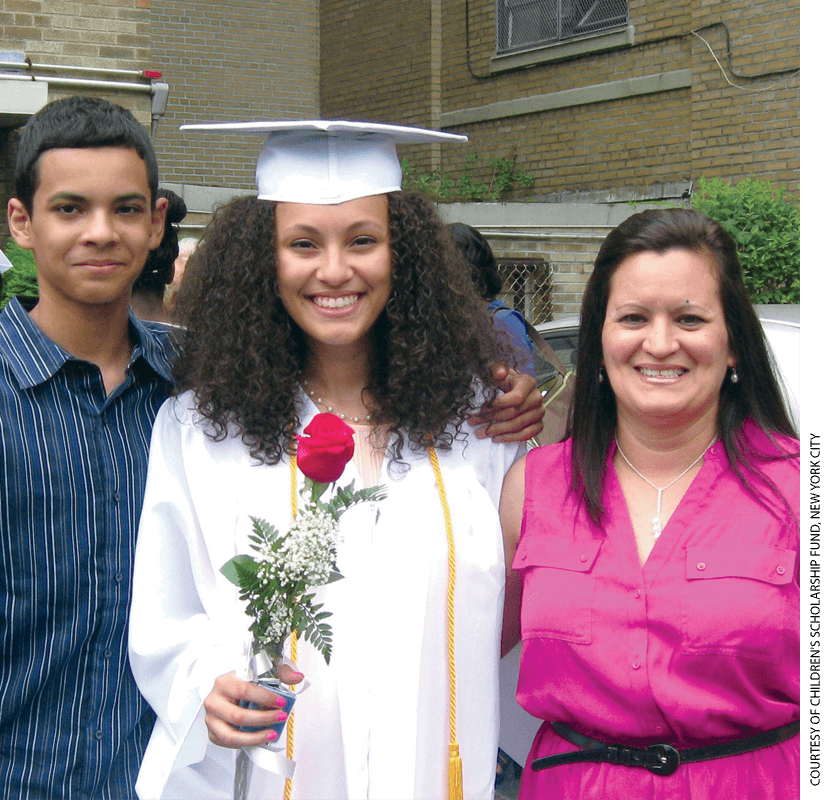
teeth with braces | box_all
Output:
[314,295,359,309]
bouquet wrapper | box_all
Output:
[234,646,308,793]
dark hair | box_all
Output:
[14,96,159,213]
[174,191,511,466]
[572,207,797,521]
[447,222,503,299]
[132,189,187,294]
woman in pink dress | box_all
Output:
[499,208,799,800]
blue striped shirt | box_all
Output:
[0,298,174,799]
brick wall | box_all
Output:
[689,0,799,186]
[320,0,444,172]
[1,0,156,239]
[320,0,799,200]
[150,0,320,193]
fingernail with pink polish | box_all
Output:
[267,730,279,741]
[276,711,288,722]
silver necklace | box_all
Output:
[615,435,717,539]
[301,380,373,423]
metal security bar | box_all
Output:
[496,258,553,326]
[496,0,628,54]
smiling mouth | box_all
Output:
[637,367,687,378]
[312,294,360,309]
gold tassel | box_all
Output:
[448,742,464,800]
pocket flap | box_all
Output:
[513,536,601,572]
[685,545,795,584]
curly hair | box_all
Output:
[174,191,515,465]
[571,207,797,522]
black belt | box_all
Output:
[532,720,800,777]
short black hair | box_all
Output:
[14,95,158,213]
[133,188,188,294]
[447,222,503,299]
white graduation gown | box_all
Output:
[129,391,522,800]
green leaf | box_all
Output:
[220,554,258,588]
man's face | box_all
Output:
[7,146,166,314]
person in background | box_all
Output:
[129,121,529,800]
[0,95,170,800]
[448,221,535,377]
[163,234,199,319]
[500,208,798,800]
[131,188,187,323]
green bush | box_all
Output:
[401,152,534,202]
[1,240,39,310]
[690,176,799,304]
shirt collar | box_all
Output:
[0,297,174,389]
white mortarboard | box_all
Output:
[180,119,468,205]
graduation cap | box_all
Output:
[180,120,468,205]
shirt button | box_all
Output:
[696,562,706,571]
[519,552,526,561]
[95,730,104,740]
[112,491,121,503]
[634,589,641,599]
[655,725,663,733]
[114,572,123,583]
[580,554,588,562]
[104,649,112,659]
[776,565,786,575]
[632,661,641,670]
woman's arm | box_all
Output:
[499,453,527,656]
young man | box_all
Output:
[0,96,169,799]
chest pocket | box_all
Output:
[681,545,796,663]
[513,536,601,644]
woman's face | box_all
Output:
[275,194,392,357]
[601,247,735,430]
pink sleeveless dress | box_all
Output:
[515,425,799,800]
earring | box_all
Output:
[730,367,739,384]
[598,367,605,384]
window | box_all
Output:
[496,0,628,54]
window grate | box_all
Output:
[496,0,628,54]
[496,258,553,326]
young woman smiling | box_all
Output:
[129,122,535,800]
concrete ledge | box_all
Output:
[0,79,48,128]
[440,69,692,128]
[438,201,652,228]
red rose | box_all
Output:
[296,413,356,483]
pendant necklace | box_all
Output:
[301,379,373,423]
[615,435,717,539]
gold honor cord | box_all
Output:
[282,450,462,800]
[428,446,463,800]
[282,456,299,800]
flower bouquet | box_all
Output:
[221,413,386,743]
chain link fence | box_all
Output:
[496,258,554,326]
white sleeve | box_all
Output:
[129,396,245,798]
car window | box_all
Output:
[534,328,579,385]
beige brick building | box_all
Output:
[321,0,799,202]
[2,1,799,315]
